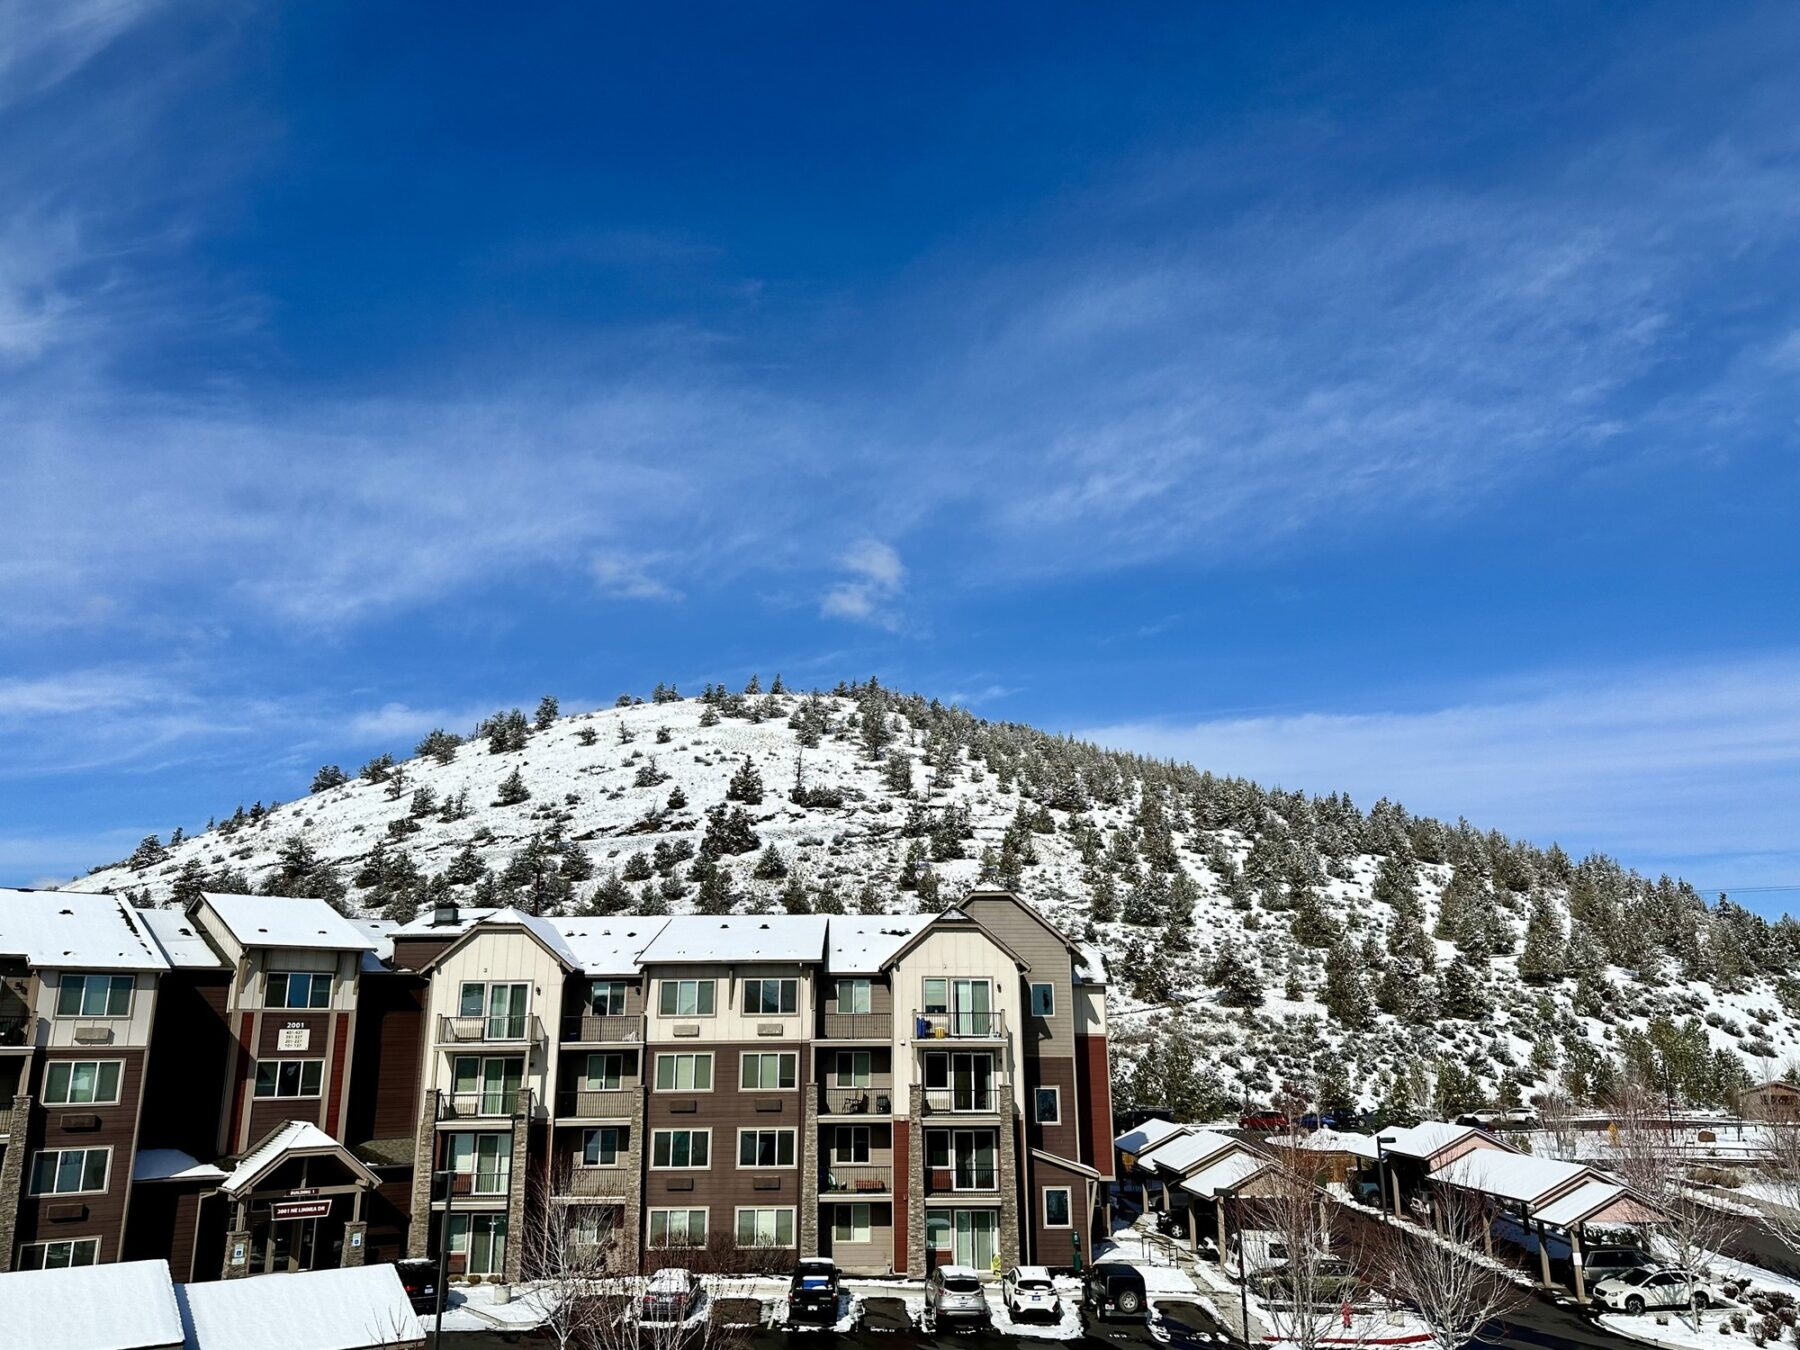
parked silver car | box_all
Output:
[925,1266,991,1327]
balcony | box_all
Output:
[555,1088,636,1120]
[821,1164,892,1197]
[438,1013,543,1047]
[820,1087,895,1117]
[556,1167,632,1199]
[561,1014,640,1044]
[0,1103,13,1138]
[0,1015,29,1048]
[910,1010,1006,1040]
[445,1170,512,1199]
[438,1088,533,1122]
[923,1087,1003,1115]
[820,1012,892,1040]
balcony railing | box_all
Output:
[439,1088,533,1121]
[556,1167,631,1199]
[923,1087,1001,1114]
[0,1104,13,1137]
[820,1012,892,1039]
[952,1167,999,1191]
[561,1014,640,1044]
[820,1087,895,1116]
[0,1015,29,1047]
[555,1088,636,1119]
[438,1013,543,1046]
[821,1164,892,1195]
[910,1010,1005,1039]
[446,1169,512,1199]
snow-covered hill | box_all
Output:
[71,682,1800,1118]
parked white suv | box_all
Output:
[1592,1268,1730,1315]
[1001,1266,1060,1320]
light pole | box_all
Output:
[1233,1191,1251,1349]
[430,1093,454,1350]
[1374,1134,1396,1225]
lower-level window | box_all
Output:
[648,1207,708,1248]
[43,1061,123,1106]
[17,1237,99,1270]
[582,1126,622,1167]
[735,1206,795,1248]
[832,1203,872,1244]
[568,1204,619,1246]
[1044,1187,1072,1227]
[30,1148,109,1196]
[448,1214,508,1276]
[253,1059,323,1099]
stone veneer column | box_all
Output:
[406,1093,437,1258]
[0,1095,31,1272]
[503,1089,531,1282]
[906,1085,927,1277]
[622,1084,645,1270]
[997,1096,1020,1273]
[342,1221,368,1266]
[799,1084,820,1256]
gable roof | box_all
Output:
[1031,1147,1103,1179]
[1115,1116,1190,1156]
[220,1120,382,1197]
[1379,1120,1504,1161]
[544,916,669,975]
[1430,1149,1595,1206]
[138,907,226,970]
[635,914,829,964]
[176,1264,423,1350]
[197,893,377,953]
[3,1258,184,1350]
[825,914,935,973]
[962,888,1080,954]
[0,889,169,972]
[876,906,1032,973]
[1179,1151,1274,1200]
[1136,1128,1250,1175]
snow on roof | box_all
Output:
[177,1263,423,1350]
[543,916,668,975]
[1291,1128,1380,1160]
[200,893,377,952]
[1136,1128,1246,1174]
[1013,1265,1055,1282]
[0,889,169,972]
[1179,1151,1272,1199]
[390,905,501,937]
[1115,1117,1190,1155]
[825,914,934,972]
[1532,1180,1647,1228]
[352,918,396,962]
[1430,1149,1592,1205]
[1378,1120,1501,1160]
[1074,942,1108,985]
[134,1148,230,1184]
[4,1257,184,1350]
[138,907,225,970]
[636,914,829,964]
[220,1120,377,1196]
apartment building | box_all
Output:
[0,885,1111,1284]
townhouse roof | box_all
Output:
[1114,1117,1190,1156]
[1291,1128,1380,1161]
[138,907,227,970]
[4,1257,185,1350]
[389,905,502,937]
[1531,1179,1665,1228]
[0,888,169,972]
[175,1263,424,1350]
[352,917,398,963]
[1031,1147,1103,1179]
[876,905,1033,972]
[544,916,669,975]
[1430,1149,1595,1206]
[133,1148,230,1185]
[1378,1120,1502,1161]
[1178,1151,1273,1200]
[824,914,935,973]
[1074,942,1109,986]
[635,914,830,964]
[220,1120,382,1197]
[1136,1128,1247,1175]
[198,893,378,953]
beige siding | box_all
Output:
[426,928,568,1108]
[890,928,1020,1111]
[644,962,816,1045]
[34,971,160,1049]
[962,894,1076,1056]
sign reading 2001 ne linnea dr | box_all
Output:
[271,1199,333,1221]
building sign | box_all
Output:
[271,1199,333,1221]
[277,1026,311,1052]
[286,1188,320,1198]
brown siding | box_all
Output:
[138,972,233,1162]
[892,1120,909,1272]
[14,1048,148,1260]
[391,936,461,973]
[1075,1033,1114,1178]
[123,1180,208,1280]
[346,973,426,1146]
[1025,1056,1081,1161]
[1029,1153,1092,1268]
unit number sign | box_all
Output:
[277,1026,311,1051]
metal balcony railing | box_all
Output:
[0,1104,14,1138]
[926,1165,1000,1193]
[820,1164,892,1195]
[820,1012,892,1039]
[561,1014,639,1044]
[446,1169,512,1198]
[555,1089,635,1119]
[910,1010,1005,1039]
[556,1168,631,1199]
[438,1013,543,1045]
[923,1087,1001,1114]
[438,1088,533,1121]
[0,1015,28,1047]
[820,1087,895,1115]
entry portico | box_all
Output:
[218,1119,384,1279]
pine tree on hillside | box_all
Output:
[311,765,347,793]
[1289,887,1340,948]
[1517,894,1566,985]
[652,682,679,703]
[698,804,759,858]
[129,835,168,870]
[359,754,395,784]
[1440,953,1492,1020]
[694,859,734,915]
[1372,853,1420,920]
[443,842,484,886]
[753,845,788,881]
[778,869,812,915]
[587,869,632,916]
[1087,872,1120,923]
[666,785,687,811]
[171,858,208,908]
[637,880,670,915]
[1323,940,1374,1029]
[1208,945,1264,1008]
[494,768,531,806]
[883,751,913,798]
[727,756,764,804]
[416,728,463,764]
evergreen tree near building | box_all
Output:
[698,804,759,858]
[587,869,632,916]
[638,880,670,915]
[1087,872,1120,924]
[779,869,812,915]
[444,842,484,885]
[694,859,734,915]
[171,858,208,908]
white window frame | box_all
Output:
[736,1128,797,1169]
[587,979,629,1016]
[252,1058,325,1099]
[653,1052,714,1092]
[837,978,872,1015]
[42,1060,124,1107]
[54,974,133,1020]
[733,1205,796,1249]
[447,1213,508,1275]
[648,1207,708,1248]
[657,979,716,1017]
[833,1203,873,1245]
[742,977,799,1015]
[1043,1186,1073,1228]
[16,1237,101,1270]
[1033,1086,1061,1125]
[739,1051,797,1091]
[445,1132,511,1195]
[650,1128,712,1170]
[265,969,333,1010]
[29,1147,111,1197]
[833,1125,871,1164]
[583,1052,624,1090]
[1029,983,1055,1018]
[835,1050,872,1088]
[582,1127,623,1168]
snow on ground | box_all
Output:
[988,1285,1085,1342]
[1097,1225,1200,1295]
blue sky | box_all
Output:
[3,3,1798,911]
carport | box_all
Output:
[1178,1151,1275,1259]
[1528,1181,1667,1301]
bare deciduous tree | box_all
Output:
[1749,1117,1800,1262]
[1368,1184,1527,1350]
[1250,1150,1375,1350]
[1534,1083,1583,1161]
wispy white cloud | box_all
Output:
[591,551,684,602]
[821,539,906,629]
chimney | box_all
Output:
[431,900,460,929]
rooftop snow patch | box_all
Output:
[543,916,669,975]
[390,905,502,937]
[1291,1128,1380,1160]
[825,914,934,972]
[0,888,169,972]
[636,914,829,964]
[176,1263,423,1350]
[221,1120,379,1197]
[134,1149,230,1184]
[138,907,225,969]
[1179,1151,1273,1199]
[200,893,377,952]
[1115,1117,1189,1155]
[3,1257,184,1350]
[1135,1128,1247,1174]
[1378,1120,1500,1161]
[1430,1148,1594,1205]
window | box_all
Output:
[737,1128,796,1167]
[1030,983,1055,1018]
[446,1133,511,1195]
[742,978,798,1015]
[568,1205,617,1246]
[648,1208,707,1248]
[447,1214,507,1275]
[833,1204,872,1245]
[735,1207,795,1248]
[835,1051,872,1088]
[1033,1087,1061,1124]
[583,1052,623,1090]
[253,1059,324,1099]
[266,970,332,1010]
[658,979,715,1017]
[43,1061,122,1106]
[30,1148,109,1196]
[1044,1187,1072,1228]
[740,1052,797,1091]
[583,1127,622,1167]
[836,978,872,1014]
[926,1131,950,1169]
[459,981,528,1038]
[651,1129,710,1169]
[451,1055,524,1114]
[654,1053,713,1092]
[921,978,949,1015]
[17,1238,99,1270]
[833,1125,870,1164]
[587,979,628,1016]
[55,975,132,1019]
